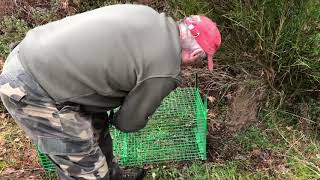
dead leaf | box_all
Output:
[0,139,5,146]
[2,168,16,175]
[251,149,261,157]
[234,154,247,160]
[0,113,6,119]
[277,164,289,174]
[1,147,7,155]
[26,176,36,180]
[208,96,216,103]
[15,169,25,177]
[143,164,153,170]
[60,0,69,10]
[208,112,217,119]
[286,126,293,131]
[225,93,233,100]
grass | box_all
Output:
[0,0,319,179]
[0,0,319,101]
[0,112,46,179]
[143,110,320,179]
[0,115,23,171]
[145,162,241,179]
[270,112,320,179]
[2,87,316,179]
[0,16,29,58]
[167,0,320,104]
[221,0,320,103]
[235,125,271,151]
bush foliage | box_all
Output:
[0,0,319,106]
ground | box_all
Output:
[0,0,319,179]
[0,62,319,179]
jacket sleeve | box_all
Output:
[112,77,179,132]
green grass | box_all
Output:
[221,0,320,102]
[0,160,17,173]
[144,110,320,179]
[168,0,320,104]
[1,0,318,103]
[41,172,58,180]
[1,1,319,179]
[145,162,241,180]
[0,16,29,58]
[235,126,271,150]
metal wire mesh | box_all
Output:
[36,146,56,173]
[111,87,207,166]
[36,86,207,171]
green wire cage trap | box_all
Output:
[112,87,207,166]
[37,146,56,173]
[37,78,207,171]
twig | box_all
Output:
[304,90,320,92]
[277,110,316,124]
[222,14,249,31]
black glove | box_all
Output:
[108,109,115,126]
[109,164,145,180]
[98,110,115,166]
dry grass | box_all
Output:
[0,54,45,179]
[0,113,46,180]
[0,1,319,179]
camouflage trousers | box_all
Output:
[0,48,113,180]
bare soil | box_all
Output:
[225,83,266,133]
[180,65,267,161]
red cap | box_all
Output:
[184,16,221,71]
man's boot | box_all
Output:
[109,162,145,180]
[97,112,145,180]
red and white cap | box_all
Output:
[184,15,221,71]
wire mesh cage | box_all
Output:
[36,83,207,171]
[36,146,56,173]
[111,86,207,166]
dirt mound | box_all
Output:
[180,65,267,161]
[207,81,267,161]
[225,83,266,133]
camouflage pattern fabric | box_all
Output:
[0,48,111,180]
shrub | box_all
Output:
[0,16,29,58]
[216,0,320,102]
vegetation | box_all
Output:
[0,0,319,179]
